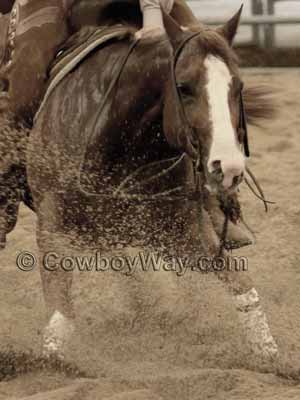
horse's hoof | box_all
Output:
[42,311,75,360]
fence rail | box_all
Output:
[191,0,300,48]
[204,16,300,25]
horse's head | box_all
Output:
[163,7,246,194]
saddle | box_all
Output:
[36,24,135,120]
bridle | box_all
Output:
[171,30,251,160]
[78,35,194,203]
[169,30,254,255]
[170,31,203,160]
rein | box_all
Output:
[171,31,205,159]
[78,33,206,204]
[79,30,250,204]
[74,27,270,256]
[78,36,191,203]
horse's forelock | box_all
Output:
[183,27,239,69]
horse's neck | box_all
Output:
[83,36,174,178]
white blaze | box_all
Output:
[204,55,245,189]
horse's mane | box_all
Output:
[243,85,277,126]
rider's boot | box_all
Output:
[0,0,70,120]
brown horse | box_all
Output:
[27,9,278,360]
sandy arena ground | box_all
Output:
[0,68,300,399]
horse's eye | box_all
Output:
[177,82,194,98]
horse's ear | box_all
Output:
[163,11,187,49]
[217,5,243,46]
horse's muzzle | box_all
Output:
[206,160,245,194]
[207,159,245,193]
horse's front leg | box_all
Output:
[37,193,75,359]
[193,205,278,361]
[216,262,279,361]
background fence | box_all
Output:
[187,0,300,48]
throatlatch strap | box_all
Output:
[239,93,250,157]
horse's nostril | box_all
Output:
[233,175,241,186]
[211,160,221,171]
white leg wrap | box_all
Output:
[235,288,278,360]
[43,310,75,359]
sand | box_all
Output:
[0,68,300,399]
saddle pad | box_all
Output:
[35,24,135,121]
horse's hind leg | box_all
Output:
[37,193,75,359]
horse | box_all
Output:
[27,8,279,361]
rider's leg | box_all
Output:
[138,0,198,38]
[1,0,69,119]
[0,1,70,250]
[137,0,174,38]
